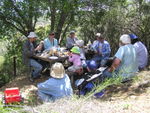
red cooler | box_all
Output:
[4,87,21,104]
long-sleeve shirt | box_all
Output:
[22,40,37,66]
[44,38,58,50]
[92,40,111,59]
[37,74,73,101]
[66,37,78,49]
[69,53,82,66]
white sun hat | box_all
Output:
[76,40,84,47]
[120,34,131,44]
[95,33,101,37]
[50,62,65,79]
[27,32,38,38]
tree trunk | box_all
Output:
[59,12,75,44]
[55,11,68,43]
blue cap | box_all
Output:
[129,34,138,39]
[87,60,98,70]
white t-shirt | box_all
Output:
[134,41,148,69]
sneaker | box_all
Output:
[94,90,105,98]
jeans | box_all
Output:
[30,59,43,78]
[102,69,113,78]
[92,55,102,63]
[38,90,53,102]
[92,55,108,67]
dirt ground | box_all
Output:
[0,69,150,113]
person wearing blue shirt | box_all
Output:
[103,34,138,79]
[37,63,73,102]
[44,32,58,50]
[91,33,111,67]
[66,31,78,50]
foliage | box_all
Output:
[0,0,43,36]
[41,0,80,42]
[0,32,23,87]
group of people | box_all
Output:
[22,30,148,102]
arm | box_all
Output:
[23,42,34,57]
[91,41,98,53]
[108,47,124,72]
[44,38,50,50]
[102,43,111,58]
[108,58,121,72]
[38,79,54,91]
[68,54,74,62]
[54,39,58,46]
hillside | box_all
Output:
[0,68,150,113]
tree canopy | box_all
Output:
[0,0,149,50]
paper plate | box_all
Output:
[49,56,58,60]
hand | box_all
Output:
[108,66,115,72]
[34,46,41,51]
[68,52,72,56]
[108,68,111,72]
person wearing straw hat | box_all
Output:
[129,34,148,70]
[22,32,43,81]
[37,62,73,102]
[66,31,78,50]
[103,34,138,80]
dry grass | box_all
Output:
[0,69,150,113]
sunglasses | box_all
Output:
[50,34,55,36]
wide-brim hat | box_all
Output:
[50,63,65,79]
[28,32,38,38]
[71,46,80,54]
[76,40,84,47]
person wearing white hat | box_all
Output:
[22,32,43,81]
[66,30,78,50]
[37,62,73,102]
[75,40,86,59]
[103,34,138,80]
[91,33,111,67]
[75,40,87,68]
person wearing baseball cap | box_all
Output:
[129,34,148,70]
[103,34,138,80]
[66,30,78,50]
[22,32,43,82]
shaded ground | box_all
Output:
[0,69,150,113]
